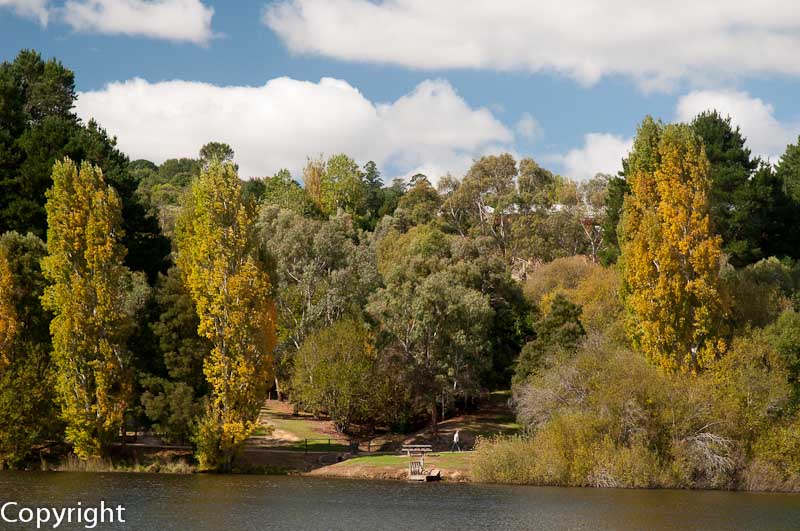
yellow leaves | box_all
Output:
[621,123,727,373]
[176,160,277,470]
[0,247,17,367]
[42,158,132,459]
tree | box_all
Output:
[257,207,380,398]
[619,119,727,372]
[440,154,517,253]
[175,160,277,470]
[777,136,800,203]
[0,246,16,362]
[199,141,235,169]
[393,177,441,230]
[690,111,779,266]
[514,294,585,384]
[599,175,629,265]
[302,156,325,210]
[291,319,380,432]
[369,225,493,430]
[41,159,134,458]
[362,161,383,228]
[140,266,212,442]
[0,232,61,468]
[322,153,366,218]
[0,50,170,283]
[257,169,313,214]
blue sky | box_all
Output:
[2,0,800,182]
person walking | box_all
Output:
[451,429,461,452]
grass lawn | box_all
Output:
[257,403,350,451]
[331,451,473,471]
[308,451,475,481]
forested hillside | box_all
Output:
[4,49,800,488]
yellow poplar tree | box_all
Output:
[620,119,727,372]
[303,156,325,211]
[0,248,17,367]
[41,159,133,458]
[176,160,276,471]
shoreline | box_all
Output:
[8,466,800,494]
[10,446,800,493]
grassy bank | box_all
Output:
[306,451,474,481]
[53,451,196,474]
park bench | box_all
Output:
[401,444,432,456]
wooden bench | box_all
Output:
[401,444,432,456]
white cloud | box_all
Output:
[675,89,797,162]
[516,113,542,142]
[0,0,50,25]
[75,77,512,182]
[60,0,215,44]
[0,0,215,42]
[264,0,800,90]
[554,133,632,181]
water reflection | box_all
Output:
[0,472,798,530]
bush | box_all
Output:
[523,256,595,307]
[473,436,538,484]
[523,257,624,341]
[722,257,796,330]
[497,334,787,489]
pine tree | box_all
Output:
[620,119,727,372]
[175,160,276,471]
[41,159,133,458]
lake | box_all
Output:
[0,472,799,530]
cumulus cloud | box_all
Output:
[60,0,215,44]
[264,0,800,90]
[516,113,542,142]
[0,0,50,25]
[0,0,215,43]
[75,77,512,182]
[675,89,797,162]
[554,133,632,181]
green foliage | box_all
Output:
[0,50,170,282]
[600,175,629,265]
[291,319,382,432]
[255,169,316,214]
[767,310,800,401]
[723,257,795,331]
[369,224,494,427]
[393,177,441,230]
[777,136,800,203]
[199,141,235,169]
[139,266,211,442]
[257,207,380,397]
[514,294,585,384]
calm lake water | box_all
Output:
[0,472,799,530]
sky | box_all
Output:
[2,0,800,182]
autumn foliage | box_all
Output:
[176,160,277,471]
[620,119,727,372]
